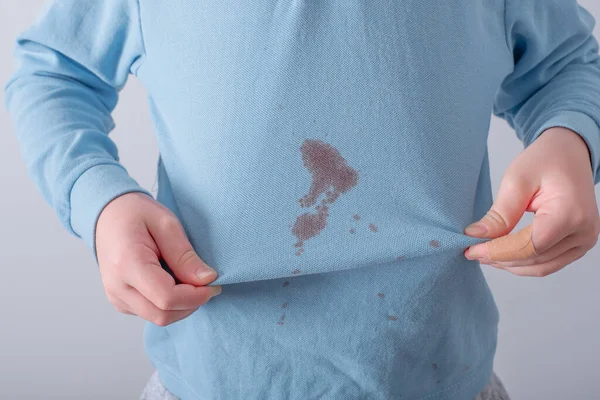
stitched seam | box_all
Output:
[66,161,126,235]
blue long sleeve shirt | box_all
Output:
[5,1,600,399]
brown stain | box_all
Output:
[282,281,290,287]
[353,214,361,220]
[277,313,286,326]
[349,228,355,234]
[369,223,378,232]
[429,240,440,248]
[377,292,385,298]
[292,269,301,275]
[281,302,288,308]
[388,315,398,321]
[292,139,359,253]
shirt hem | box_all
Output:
[152,349,494,400]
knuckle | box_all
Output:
[153,313,171,327]
[570,210,586,227]
[534,268,549,278]
[156,294,175,311]
[177,249,197,268]
[159,215,181,234]
[114,304,128,314]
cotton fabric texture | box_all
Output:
[140,370,511,400]
[5,1,600,399]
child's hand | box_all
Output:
[463,127,600,277]
[95,192,222,326]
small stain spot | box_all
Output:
[277,321,284,326]
[353,214,361,220]
[436,380,441,384]
[377,292,385,298]
[280,314,285,321]
[396,255,405,261]
[295,248,304,256]
[292,269,301,275]
[388,315,398,321]
[432,363,438,370]
[282,281,290,287]
[369,223,378,232]
[429,240,440,248]
[281,302,288,308]
[349,228,355,234]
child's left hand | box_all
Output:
[463,126,600,277]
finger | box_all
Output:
[495,246,586,278]
[124,244,222,311]
[108,294,135,315]
[147,214,217,286]
[465,175,535,238]
[483,232,579,267]
[120,285,199,326]
[466,224,536,262]
[526,203,574,254]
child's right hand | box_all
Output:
[95,192,222,326]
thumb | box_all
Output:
[147,215,218,286]
[465,176,535,238]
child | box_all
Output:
[4,1,600,399]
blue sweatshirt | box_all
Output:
[5,1,600,399]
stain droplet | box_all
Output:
[291,139,359,253]
[292,269,301,275]
[377,292,385,298]
[369,223,378,232]
[388,315,398,321]
[432,363,438,370]
[281,302,288,308]
[396,255,405,261]
[353,214,361,221]
[349,228,355,234]
[429,240,440,248]
[282,281,290,287]
[277,321,284,326]
[280,314,285,321]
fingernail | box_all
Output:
[210,285,222,298]
[196,267,217,281]
[467,246,485,259]
[465,223,488,236]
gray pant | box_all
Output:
[140,370,511,400]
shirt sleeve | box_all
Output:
[493,0,600,185]
[3,0,153,263]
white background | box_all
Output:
[1,1,599,398]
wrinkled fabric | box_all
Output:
[141,370,511,400]
[5,1,600,399]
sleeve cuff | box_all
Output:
[69,163,154,265]
[526,110,600,185]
